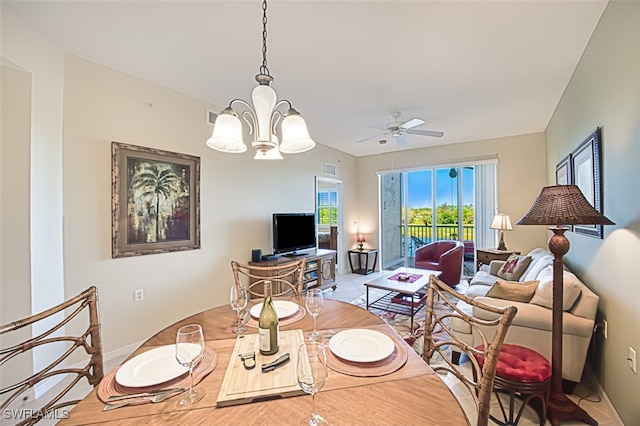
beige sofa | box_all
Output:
[450,248,599,383]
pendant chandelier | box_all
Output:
[206,0,315,160]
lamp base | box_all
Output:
[547,389,597,426]
[496,231,507,251]
[358,243,364,251]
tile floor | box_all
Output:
[324,271,623,426]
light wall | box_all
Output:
[1,8,66,393]
[1,63,32,389]
[60,55,357,351]
[545,1,640,423]
[355,133,549,255]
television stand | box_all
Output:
[248,249,337,294]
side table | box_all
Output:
[476,248,520,271]
[348,249,378,275]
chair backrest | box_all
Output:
[423,275,517,426]
[0,286,103,425]
[231,258,307,298]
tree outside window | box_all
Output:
[317,190,338,225]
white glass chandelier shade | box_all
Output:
[252,85,277,145]
[206,112,247,153]
[279,113,316,154]
[254,134,283,160]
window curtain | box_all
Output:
[474,164,497,252]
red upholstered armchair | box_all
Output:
[414,240,464,286]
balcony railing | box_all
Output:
[403,224,475,257]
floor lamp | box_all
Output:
[516,185,613,426]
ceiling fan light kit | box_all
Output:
[206,0,315,160]
[357,111,444,146]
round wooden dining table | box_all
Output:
[61,298,468,425]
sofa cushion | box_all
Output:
[521,253,554,282]
[472,297,594,337]
[469,270,497,287]
[529,266,582,311]
[486,280,539,303]
[466,283,491,300]
[496,254,532,281]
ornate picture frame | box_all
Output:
[571,128,603,238]
[111,142,201,258]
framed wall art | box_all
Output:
[571,127,603,238]
[112,142,201,258]
[555,154,572,185]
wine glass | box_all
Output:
[305,288,324,342]
[297,342,329,426]
[175,324,205,405]
[229,285,249,334]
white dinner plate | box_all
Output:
[250,300,299,319]
[329,329,395,363]
[115,345,189,387]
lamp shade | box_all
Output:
[206,112,247,153]
[490,213,513,231]
[279,113,316,154]
[516,185,614,226]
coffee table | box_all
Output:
[364,267,441,330]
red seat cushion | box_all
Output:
[473,344,551,383]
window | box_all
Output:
[379,162,496,272]
[317,190,338,225]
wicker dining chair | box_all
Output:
[423,275,517,426]
[231,258,307,298]
[0,286,103,425]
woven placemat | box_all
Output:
[245,305,306,328]
[97,347,217,405]
[324,335,408,377]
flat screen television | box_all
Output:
[272,213,316,256]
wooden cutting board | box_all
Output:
[216,329,305,407]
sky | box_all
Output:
[406,168,474,208]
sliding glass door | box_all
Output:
[380,166,477,273]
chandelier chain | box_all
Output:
[260,0,270,77]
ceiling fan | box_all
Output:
[357,112,444,146]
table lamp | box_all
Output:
[516,185,613,425]
[490,213,513,251]
[357,233,365,251]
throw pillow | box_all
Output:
[496,254,532,281]
[529,266,582,311]
[486,280,539,303]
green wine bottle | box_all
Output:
[258,281,279,355]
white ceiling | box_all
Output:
[3,1,607,157]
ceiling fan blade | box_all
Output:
[356,132,387,143]
[406,128,444,138]
[394,134,408,146]
[400,118,425,129]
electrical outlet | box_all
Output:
[628,347,637,374]
[134,289,144,302]
[603,319,608,339]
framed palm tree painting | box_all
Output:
[112,142,201,258]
